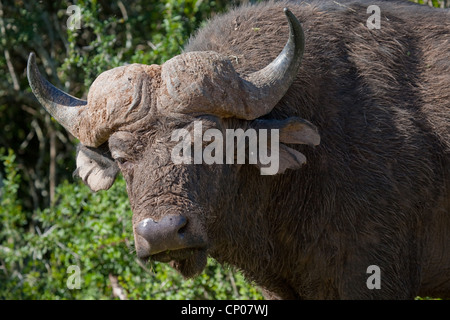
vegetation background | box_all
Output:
[0,0,447,299]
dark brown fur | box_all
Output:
[165,0,450,299]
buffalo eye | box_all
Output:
[115,157,127,165]
[111,152,127,164]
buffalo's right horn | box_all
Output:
[239,7,305,119]
[27,52,86,138]
[159,8,305,120]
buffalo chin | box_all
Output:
[170,249,208,278]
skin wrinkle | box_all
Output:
[75,64,161,147]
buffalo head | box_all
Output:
[28,9,320,278]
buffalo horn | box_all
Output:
[27,52,86,138]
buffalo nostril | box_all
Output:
[177,221,187,236]
[135,214,188,255]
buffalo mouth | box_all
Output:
[145,248,208,278]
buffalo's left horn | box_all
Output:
[27,52,86,138]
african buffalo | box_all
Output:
[28,0,449,299]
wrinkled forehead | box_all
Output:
[88,64,148,102]
[79,63,159,147]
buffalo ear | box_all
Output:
[253,143,308,175]
[251,117,320,146]
[250,117,320,174]
[276,143,307,173]
[73,143,119,192]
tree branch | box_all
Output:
[0,0,20,91]
[109,274,128,300]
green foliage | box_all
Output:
[0,149,263,299]
[410,0,448,7]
